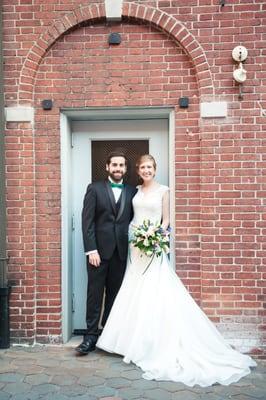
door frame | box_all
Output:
[60,107,175,343]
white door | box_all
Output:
[71,119,169,331]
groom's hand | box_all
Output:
[88,251,101,267]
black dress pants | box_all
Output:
[86,247,127,337]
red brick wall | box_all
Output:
[3,1,265,355]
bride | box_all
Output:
[97,154,256,387]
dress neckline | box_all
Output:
[138,184,162,196]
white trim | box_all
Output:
[60,114,73,343]
[105,0,123,21]
[5,107,34,122]
[62,106,173,120]
[168,110,176,270]
[200,101,227,118]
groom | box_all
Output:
[75,151,137,355]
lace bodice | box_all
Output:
[130,184,169,226]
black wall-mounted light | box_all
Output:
[108,33,121,45]
[179,97,189,108]
[220,0,226,6]
[41,99,53,110]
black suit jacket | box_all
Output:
[82,180,137,260]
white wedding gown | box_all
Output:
[97,185,256,387]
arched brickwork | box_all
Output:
[18,2,213,103]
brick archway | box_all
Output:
[18,2,213,103]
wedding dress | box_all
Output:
[97,185,256,387]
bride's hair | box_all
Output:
[136,154,157,170]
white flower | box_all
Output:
[143,238,149,247]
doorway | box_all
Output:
[71,119,168,331]
[60,108,174,342]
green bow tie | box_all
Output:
[110,182,124,189]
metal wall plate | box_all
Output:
[232,46,248,62]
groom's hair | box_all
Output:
[106,151,128,166]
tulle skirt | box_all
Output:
[97,248,256,387]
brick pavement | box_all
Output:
[0,342,265,400]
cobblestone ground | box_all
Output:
[0,344,265,400]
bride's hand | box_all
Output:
[161,224,170,232]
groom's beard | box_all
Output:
[109,172,126,183]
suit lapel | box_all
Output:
[116,186,127,221]
[105,181,116,215]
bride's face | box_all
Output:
[138,161,156,182]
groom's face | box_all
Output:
[106,156,127,182]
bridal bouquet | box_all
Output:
[130,219,170,274]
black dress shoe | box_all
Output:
[75,338,96,355]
